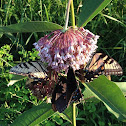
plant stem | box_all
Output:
[64,0,72,30]
[40,0,43,21]
[70,0,75,27]
[73,103,76,126]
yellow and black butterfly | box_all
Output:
[9,61,54,99]
[9,61,48,80]
[75,53,123,82]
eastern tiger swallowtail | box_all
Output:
[9,61,48,80]
[9,61,56,99]
[52,66,82,113]
[75,53,123,82]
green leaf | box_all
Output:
[8,74,27,86]
[57,106,73,124]
[0,21,63,33]
[11,103,55,126]
[115,82,126,96]
[78,0,112,27]
[80,75,126,122]
[52,113,63,125]
[83,87,100,103]
[63,105,73,123]
[81,82,126,102]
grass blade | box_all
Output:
[101,13,126,27]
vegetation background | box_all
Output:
[0,0,126,125]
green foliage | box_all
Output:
[11,103,55,126]
[0,0,126,125]
[78,0,112,27]
[81,75,126,121]
[0,44,13,68]
[0,44,40,125]
[77,102,126,126]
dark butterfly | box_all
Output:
[75,53,123,82]
[52,66,82,113]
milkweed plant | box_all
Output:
[1,0,126,125]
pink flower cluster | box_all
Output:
[34,27,99,72]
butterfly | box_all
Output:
[9,61,56,99]
[51,66,82,113]
[75,53,123,82]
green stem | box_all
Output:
[70,0,75,27]
[73,103,76,126]
[64,0,72,30]
[40,0,43,21]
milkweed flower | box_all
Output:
[34,27,99,72]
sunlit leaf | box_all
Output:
[0,21,63,33]
[79,75,126,122]
[8,74,26,86]
[115,82,126,96]
[0,33,3,38]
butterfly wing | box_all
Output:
[52,67,82,113]
[26,78,55,99]
[51,76,67,112]
[88,53,123,75]
[75,53,123,82]
[66,66,78,103]
[9,61,53,99]
[9,61,48,79]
